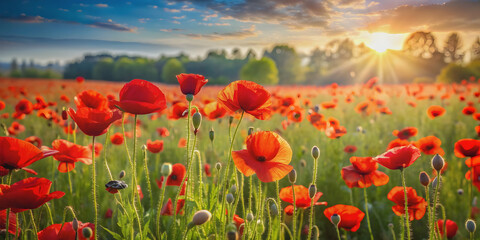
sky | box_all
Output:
[1,0,479,64]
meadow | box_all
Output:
[0,76,479,240]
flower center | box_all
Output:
[257,156,266,162]
[171,175,177,180]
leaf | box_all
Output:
[101,226,123,240]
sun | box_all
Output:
[366,32,404,53]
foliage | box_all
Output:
[263,45,304,84]
[240,57,279,85]
[162,58,185,84]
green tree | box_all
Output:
[437,63,473,83]
[263,45,304,84]
[113,57,135,82]
[162,58,185,83]
[93,57,114,81]
[467,60,480,77]
[133,58,157,81]
[240,57,279,85]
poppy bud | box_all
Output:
[215,162,222,171]
[466,219,476,233]
[227,231,238,240]
[330,213,341,226]
[356,126,363,133]
[388,223,394,229]
[119,170,126,179]
[82,227,93,239]
[226,193,234,204]
[270,202,278,217]
[226,223,237,232]
[62,109,68,120]
[458,189,464,195]
[309,184,317,199]
[256,220,265,234]
[248,127,254,136]
[161,163,172,176]
[230,184,237,193]
[209,129,214,142]
[246,212,254,222]
[72,218,78,231]
[288,169,297,183]
[311,146,320,160]
[431,154,445,172]
[432,177,439,189]
[313,105,320,113]
[191,210,212,227]
[300,159,307,168]
[192,112,202,131]
[141,144,147,151]
[229,116,234,125]
[186,94,194,102]
[419,171,430,187]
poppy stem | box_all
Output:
[142,147,154,210]
[438,203,446,240]
[29,210,38,240]
[363,187,374,240]
[401,168,411,240]
[334,225,341,240]
[131,114,143,238]
[297,209,304,240]
[104,129,114,180]
[389,223,397,240]
[91,136,98,240]
[276,180,282,240]
[67,169,73,195]
[425,185,433,240]
[281,223,294,240]
[156,176,167,237]
[5,208,10,240]
[196,150,204,208]
[292,183,296,240]
[470,166,474,218]
[44,203,54,225]
[431,171,441,239]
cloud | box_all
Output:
[58,8,69,12]
[171,20,181,24]
[160,28,183,32]
[202,13,218,21]
[88,21,137,32]
[95,4,108,8]
[164,8,181,13]
[363,0,480,33]
[183,25,258,40]
[172,15,185,19]
[138,18,150,23]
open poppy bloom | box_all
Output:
[0,177,65,213]
[324,204,365,232]
[200,101,227,120]
[387,139,411,150]
[105,180,128,194]
[454,139,480,158]
[25,136,42,148]
[341,156,389,188]
[217,80,272,120]
[465,165,480,191]
[74,90,109,110]
[7,121,25,136]
[374,145,421,170]
[286,106,304,123]
[177,73,208,96]
[463,106,476,115]
[168,102,190,120]
[161,198,185,216]
[387,186,427,221]
[414,136,445,156]
[232,131,293,182]
[48,139,92,173]
[427,105,446,119]
[38,220,94,240]
[88,143,103,158]
[392,127,418,140]
[280,185,327,215]
[307,112,326,130]
[437,219,458,239]
[156,163,186,187]
[0,209,18,236]
[343,145,357,154]
[0,137,58,176]
[110,132,124,145]
[233,214,245,236]
[146,139,164,153]
[15,99,33,115]
[112,79,167,115]
[156,127,170,137]
[68,107,122,137]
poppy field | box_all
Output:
[1,76,480,240]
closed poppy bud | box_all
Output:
[256,220,265,234]
[229,116,234,124]
[330,213,341,226]
[230,184,237,194]
[226,193,234,204]
[431,154,445,172]
[82,227,93,239]
[270,202,278,217]
[191,210,212,226]
[119,170,126,179]
[311,146,320,160]
[388,223,394,229]
[209,129,214,142]
[141,144,147,151]
[246,212,254,222]
[356,126,363,133]
[466,219,476,233]
[309,184,317,199]
[432,177,439,189]
[161,163,173,176]
[215,162,222,171]
[226,223,237,232]
[313,105,320,113]
[300,159,307,168]
[458,189,464,195]
[72,218,79,231]
[192,112,202,131]
[288,169,297,184]
[62,109,68,120]
[419,171,430,187]
[248,127,254,136]
[227,231,238,240]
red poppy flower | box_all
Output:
[204,163,211,177]
[137,185,144,200]
[427,105,446,119]
[374,145,421,170]
[414,136,445,156]
[465,165,480,191]
[325,124,347,139]
[0,177,64,213]
[60,94,70,103]
[341,157,389,188]
[176,73,208,95]
[88,143,103,158]
[437,219,458,239]
[15,99,33,115]
[157,127,170,137]
[392,127,418,140]
[387,186,427,221]
[387,139,411,150]
[463,106,476,115]
[343,145,357,154]
[38,220,94,240]
[0,100,5,111]
[76,76,85,83]
[24,136,42,148]
[110,132,124,145]
[0,137,58,176]
[286,106,304,123]
[321,101,337,109]
[280,185,327,211]
[104,208,113,218]
[324,204,365,232]
[157,163,186,187]
[7,121,25,136]
[307,112,326,130]
[168,102,189,120]
[48,139,92,173]
[161,198,185,216]
[112,79,167,115]
[200,101,227,120]
[217,80,272,120]
[146,139,164,153]
[74,90,109,110]
[378,107,392,114]
[232,131,292,182]
[454,139,480,158]
[67,107,122,136]
[355,101,371,115]
[0,209,18,236]
[233,214,245,236]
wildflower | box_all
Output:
[374,145,421,170]
[112,79,167,115]
[387,186,427,221]
[324,205,365,232]
[48,139,92,173]
[341,156,389,188]
[177,73,208,96]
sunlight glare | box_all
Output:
[366,32,404,53]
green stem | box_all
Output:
[91,136,98,240]
[276,181,282,240]
[29,210,38,240]
[6,208,10,240]
[196,150,204,208]
[335,225,341,240]
[425,186,432,240]
[292,183,297,240]
[297,209,304,240]
[400,216,405,240]
[281,223,293,240]
[363,187,374,240]
[131,114,143,238]
[431,171,441,239]
[143,147,154,209]
[401,168,411,240]
[67,170,73,195]
[389,224,397,240]
[44,204,54,225]
[156,178,167,237]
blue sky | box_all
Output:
[1,0,479,63]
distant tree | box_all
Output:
[231,48,242,59]
[21,60,27,72]
[467,60,480,77]
[93,57,114,80]
[113,57,136,82]
[245,49,257,60]
[444,33,464,63]
[162,58,185,84]
[437,63,473,83]
[9,70,21,78]
[240,57,279,85]
[10,58,18,71]
[133,58,157,81]
[403,31,440,59]
[472,37,480,61]
[40,69,62,79]
[305,48,326,84]
[29,59,34,68]
[263,45,304,84]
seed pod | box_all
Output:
[466,219,476,233]
[62,109,68,120]
[388,223,394,229]
[226,193,234,204]
[119,170,126,179]
[300,159,307,168]
[186,94,194,102]
[330,213,341,226]
[82,227,93,239]
[270,202,278,217]
[288,169,297,184]
[230,184,237,194]
[215,162,222,171]
[431,154,445,172]
[161,163,172,176]
[209,128,215,142]
[311,146,320,160]
[458,189,464,195]
[248,127,254,136]
[227,231,238,240]
[309,184,317,199]
[246,212,254,222]
[72,218,78,231]
[141,144,147,151]
[432,177,439,189]
[356,126,363,133]
[192,112,202,131]
[256,220,265,234]
[191,210,212,226]
[419,171,430,187]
